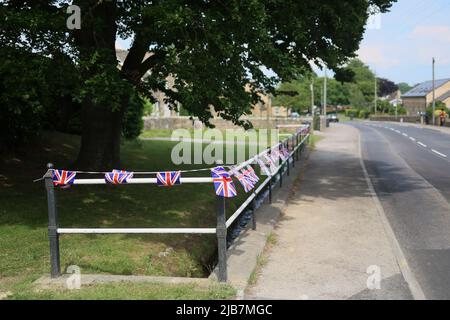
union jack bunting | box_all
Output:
[105,169,133,185]
[280,146,289,160]
[156,171,181,187]
[264,154,278,174]
[270,148,280,162]
[278,148,287,161]
[243,165,259,183]
[235,170,255,193]
[257,158,272,176]
[52,170,77,186]
[211,167,237,198]
[281,146,290,158]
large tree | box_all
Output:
[1,0,396,170]
[377,78,398,97]
[274,73,351,112]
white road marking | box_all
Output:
[409,137,416,142]
[432,149,448,158]
[402,133,408,137]
[417,142,427,148]
[395,130,401,134]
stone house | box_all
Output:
[117,48,287,119]
[116,49,180,117]
[402,78,450,115]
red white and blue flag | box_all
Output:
[278,147,287,161]
[257,158,271,176]
[105,170,133,185]
[52,170,76,186]
[243,165,259,184]
[264,154,278,174]
[270,148,280,162]
[211,167,237,198]
[281,146,290,158]
[235,170,255,193]
[156,171,181,187]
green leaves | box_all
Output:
[0,0,397,154]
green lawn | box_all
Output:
[140,128,294,146]
[0,131,280,299]
[6,280,236,300]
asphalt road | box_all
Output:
[348,121,450,299]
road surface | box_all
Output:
[349,121,450,300]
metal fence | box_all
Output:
[43,125,310,282]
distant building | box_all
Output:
[402,79,450,115]
[116,49,180,117]
[380,89,402,107]
[117,48,289,119]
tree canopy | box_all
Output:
[0,0,396,169]
[274,58,400,112]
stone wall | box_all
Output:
[143,116,309,130]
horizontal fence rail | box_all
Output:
[72,177,214,185]
[57,228,217,234]
[43,125,310,282]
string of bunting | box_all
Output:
[44,127,309,198]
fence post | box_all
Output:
[216,196,227,282]
[291,135,296,168]
[286,140,290,176]
[278,141,283,188]
[44,163,61,278]
[268,175,272,203]
[266,148,273,204]
[251,197,257,230]
[296,132,300,161]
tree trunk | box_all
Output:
[74,98,123,171]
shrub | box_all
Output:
[426,101,449,118]
[142,97,154,116]
[0,51,47,149]
[388,105,407,116]
[358,109,371,119]
[122,93,145,140]
[345,109,359,118]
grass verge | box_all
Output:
[247,232,277,287]
[6,280,235,300]
[1,131,275,299]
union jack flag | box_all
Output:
[52,170,77,186]
[264,154,278,174]
[281,146,290,158]
[235,170,255,193]
[243,165,259,183]
[270,148,280,162]
[211,167,237,198]
[156,171,181,187]
[278,150,287,161]
[257,158,271,176]
[105,169,133,185]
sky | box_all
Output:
[116,0,450,86]
[358,0,450,85]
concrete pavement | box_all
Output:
[245,124,412,300]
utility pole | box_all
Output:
[432,57,436,125]
[374,71,378,114]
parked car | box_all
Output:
[327,113,339,123]
[290,112,300,119]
